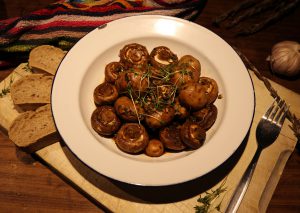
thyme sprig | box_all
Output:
[0,75,14,98]
[122,62,192,122]
[0,87,10,98]
[194,179,227,213]
[22,63,32,72]
[0,63,32,98]
[126,84,142,125]
[153,64,176,83]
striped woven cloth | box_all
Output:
[0,0,206,68]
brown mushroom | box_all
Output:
[104,62,124,83]
[141,85,175,114]
[90,43,220,157]
[170,55,200,88]
[159,123,186,151]
[178,82,208,111]
[91,106,121,136]
[173,97,189,120]
[178,55,201,74]
[157,85,176,101]
[115,123,149,154]
[119,43,149,69]
[115,68,149,95]
[148,65,174,86]
[145,106,175,129]
[180,121,206,149]
[114,96,144,122]
[199,77,219,105]
[192,104,218,130]
[93,82,118,106]
[150,46,178,69]
[145,139,164,157]
[148,65,165,85]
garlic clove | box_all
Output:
[267,40,300,77]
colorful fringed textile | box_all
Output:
[0,0,206,68]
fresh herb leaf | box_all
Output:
[194,179,227,213]
[22,63,32,72]
[0,74,15,98]
[0,87,10,98]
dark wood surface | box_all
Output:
[0,0,299,212]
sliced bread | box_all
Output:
[10,74,53,109]
[8,104,59,152]
[28,45,66,75]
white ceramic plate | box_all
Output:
[51,15,255,186]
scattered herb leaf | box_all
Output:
[0,87,10,98]
[22,63,32,72]
[0,74,14,98]
[194,179,227,213]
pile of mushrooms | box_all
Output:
[91,43,219,157]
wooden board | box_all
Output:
[0,65,299,212]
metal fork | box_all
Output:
[225,98,289,213]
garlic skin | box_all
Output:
[267,41,300,77]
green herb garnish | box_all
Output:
[194,179,227,213]
[0,87,10,98]
[22,63,32,72]
[0,75,14,98]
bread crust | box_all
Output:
[2,46,65,153]
[28,45,65,75]
[10,74,53,108]
[8,104,58,152]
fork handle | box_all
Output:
[225,148,262,213]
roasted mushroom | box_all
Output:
[149,65,163,80]
[173,97,189,120]
[157,85,175,100]
[104,62,123,83]
[150,46,178,69]
[115,68,148,95]
[178,55,201,74]
[145,106,175,129]
[192,104,218,130]
[115,123,149,154]
[159,123,186,151]
[179,82,209,110]
[93,82,118,106]
[148,65,173,86]
[91,106,121,136]
[199,77,219,105]
[114,96,144,122]
[90,43,220,157]
[141,85,175,114]
[119,43,149,69]
[180,121,206,149]
[145,139,164,157]
[170,55,200,88]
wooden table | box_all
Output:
[0,0,299,212]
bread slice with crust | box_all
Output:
[28,45,66,75]
[10,74,53,110]
[8,104,59,152]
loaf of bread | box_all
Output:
[8,104,59,152]
[28,45,66,75]
[10,74,53,109]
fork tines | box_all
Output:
[263,98,289,126]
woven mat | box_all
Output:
[0,0,206,68]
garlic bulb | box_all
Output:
[267,41,300,77]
